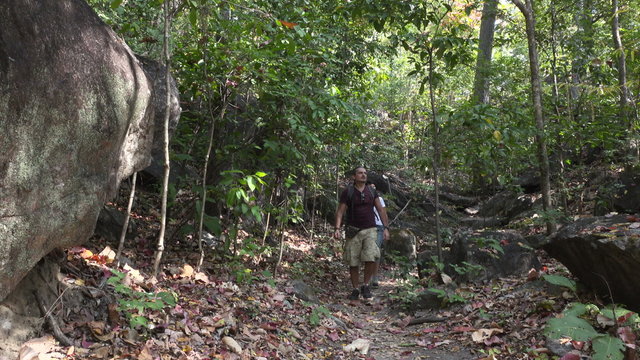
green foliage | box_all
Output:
[450,261,484,278]
[472,236,504,258]
[542,274,577,293]
[388,276,421,308]
[427,287,468,306]
[308,304,331,326]
[545,302,639,360]
[107,269,177,329]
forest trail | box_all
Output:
[326,276,477,360]
[4,207,571,360]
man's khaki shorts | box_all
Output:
[343,227,380,267]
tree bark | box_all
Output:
[153,0,172,277]
[116,172,137,267]
[611,0,629,127]
[427,48,442,263]
[512,0,554,234]
[471,0,498,105]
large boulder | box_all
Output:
[385,228,417,263]
[418,230,540,282]
[0,0,162,301]
[544,214,640,311]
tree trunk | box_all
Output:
[153,0,172,277]
[611,0,629,127]
[512,0,554,234]
[116,172,137,267]
[471,0,498,105]
[427,48,442,263]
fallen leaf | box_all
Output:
[279,20,298,29]
[180,264,194,278]
[471,328,503,343]
[343,339,370,355]
[222,336,243,354]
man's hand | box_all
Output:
[383,228,390,241]
[333,229,342,239]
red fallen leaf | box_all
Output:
[387,326,404,334]
[328,331,340,341]
[618,326,637,344]
[260,322,278,331]
[618,312,635,324]
[571,340,585,350]
[627,215,640,222]
[423,326,446,333]
[279,20,298,29]
[500,239,510,245]
[560,353,581,360]
[483,335,503,346]
[527,268,540,281]
[353,320,367,329]
[452,326,475,333]
[400,350,413,355]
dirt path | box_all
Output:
[324,274,477,360]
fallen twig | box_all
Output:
[390,199,411,226]
[34,291,74,347]
[407,315,447,326]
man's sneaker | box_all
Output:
[347,288,360,300]
[361,285,373,299]
[371,281,379,288]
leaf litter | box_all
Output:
[17,199,634,359]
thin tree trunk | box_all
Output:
[512,0,554,234]
[116,172,137,267]
[611,0,628,127]
[471,0,498,105]
[309,168,318,243]
[427,48,442,263]
[274,186,288,277]
[153,0,172,277]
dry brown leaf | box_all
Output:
[180,264,194,278]
[99,246,116,263]
[222,336,243,354]
[471,328,504,343]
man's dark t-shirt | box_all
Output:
[339,186,378,229]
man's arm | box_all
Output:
[374,197,390,241]
[333,202,348,239]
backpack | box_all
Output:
[346,184,377,221]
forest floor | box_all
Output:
[14,210,581,360]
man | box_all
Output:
[334,166,390,300]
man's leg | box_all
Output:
[363,261,377,285]
[349,266,360,288]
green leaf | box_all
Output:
[110,0,123,9]
[544,315,598,341]
[129,315,149,328]
[591,335,625,360]
[246,176,256,191]
[255,171,267,178]
[542,274,577,292]
[203,216,221,235]
[564,303,589,317]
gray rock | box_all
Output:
[425,229,540,282]
[0,0,175,301]
[545,214,640,311]
[291,280,320,303]
[385,228,417,263]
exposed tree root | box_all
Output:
[34,290,74,347]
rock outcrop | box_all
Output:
[545,214,640,311]
[418,229,540,282]
[0,0,171,301]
